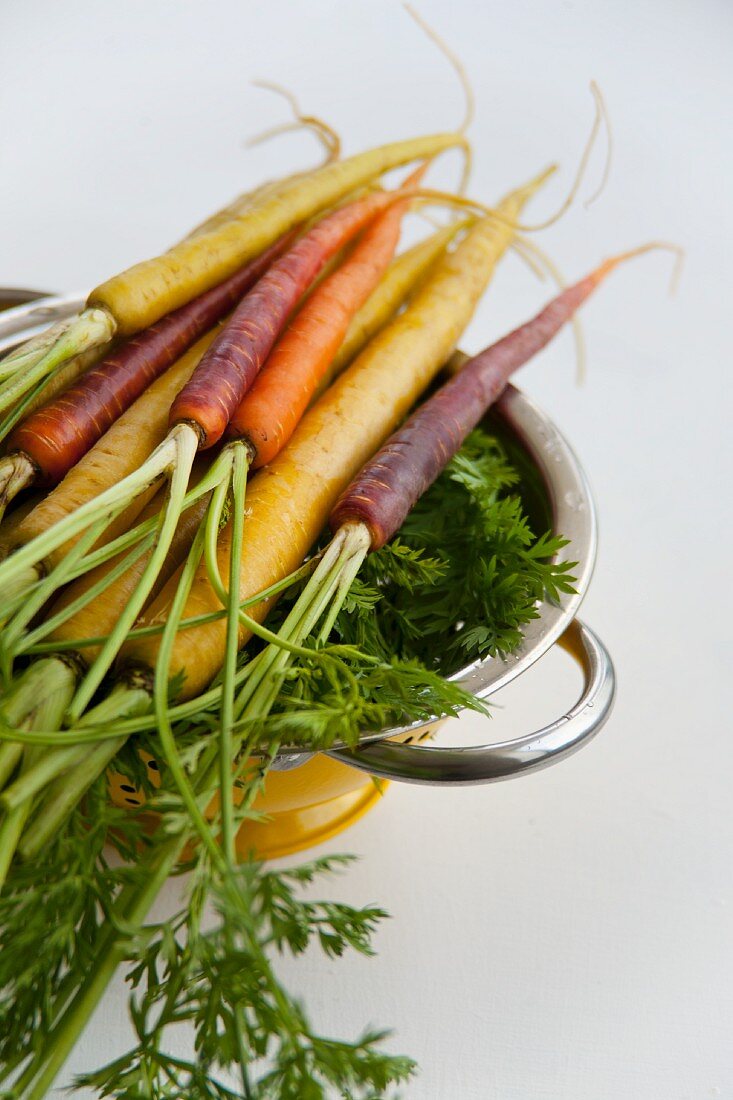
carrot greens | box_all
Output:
[0,427,567,1098]
[332,429,576,672]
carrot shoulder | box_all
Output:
[317,222,462,397]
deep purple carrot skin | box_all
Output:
[330,270,601,550]
[8,232,295,487]
[169,191,399,448]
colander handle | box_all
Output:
[326,619,615,786]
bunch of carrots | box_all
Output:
[0,28,681,1093]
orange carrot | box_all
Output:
[227,166,426,467]
[170,168,425,449]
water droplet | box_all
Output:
[563,491,586,512]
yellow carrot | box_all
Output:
[0,133,464,414]
[91,134,464,335]
[123,167,551,698]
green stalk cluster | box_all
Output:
[0,309,115,416]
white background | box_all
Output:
[2,1,732,1097]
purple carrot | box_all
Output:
[4,232,294,490]
[331,244,671,549]
[168,185,418,448]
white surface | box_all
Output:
[2,1,732,1097]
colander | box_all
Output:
[0,291,615,858]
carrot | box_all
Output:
[0,177,421,730]
[0,235,293,521]
[119,168,551,701]
[0,133,463,403]
[184,177,291,242]
[226,167,426,468]
[231,242,682,733]
[316,222,464,397]
[0,175,426,600]
[182,83,343,240]
[3,329,221,579]
[0,343,113,450]
[93,135,462,335]
[171,171,425,448]
[332,244,673,547]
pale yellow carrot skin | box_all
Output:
[0,494,43,560]
[89,133,464,334]
[123,169,550,699]
[316,222,462,397]
[182,176,305,242]
[8,329,220,569]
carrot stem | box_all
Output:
[152,524,224,869]
[14,533,156,655]
[0,515,110,671]
[65,424,199,723]
[1,738,84,811]
[219,445,248,865]
[315,527,370,643]
[0,798,32,888]
[0,315,84,382]
[1,683,148,842]
[18,736,126,859]
[0,422,192,600]
[53,443,238,583]
[0,657,75,888]
[22,553,322,657]
[0,743,22,788]
[0,454,36,525]
[0,660,76,788]
[5,677,151,850]
[231,526,366,726]
[0,308,115,414]
[201,450,324,661]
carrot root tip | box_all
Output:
[249,80,341,165]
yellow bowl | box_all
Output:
[109,725,440,860]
